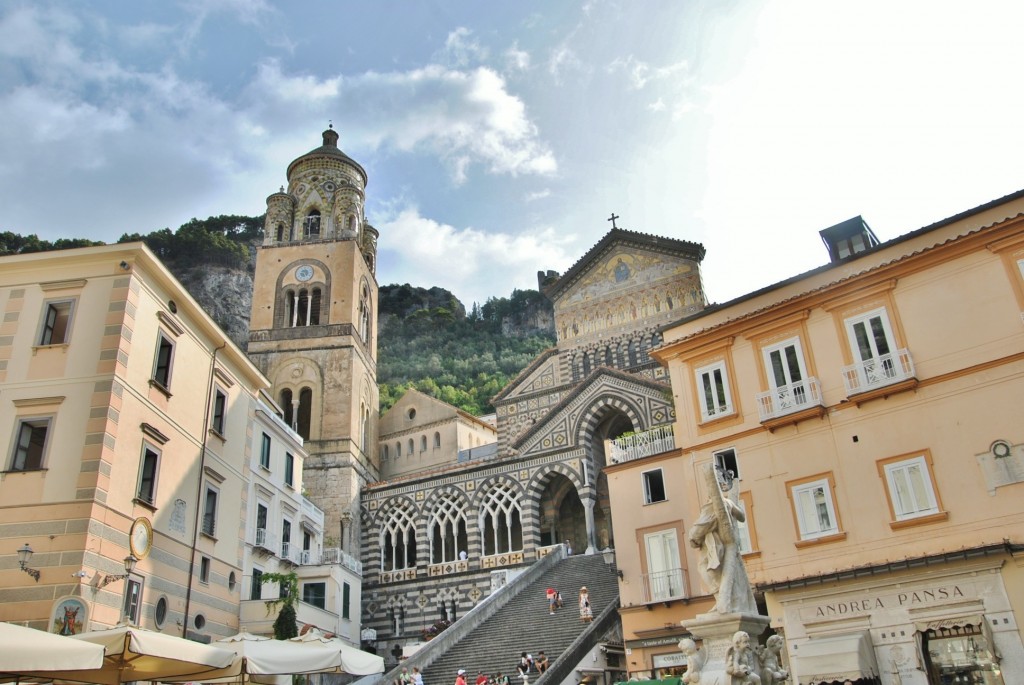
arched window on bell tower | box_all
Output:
[280,388,294,429]
[295,290,309,326]
[297,387,312,440]
[310,288,321,325]
[304,210,321,239]
[276,224,285,242]
[358,282,372,344]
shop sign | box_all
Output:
[625,636,684,648]
[652,653,686,668]
[808,584,966,619]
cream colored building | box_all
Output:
[608,191,1024,684]
[0,243,265,638]
[378,388,498,480]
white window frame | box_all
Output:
[38,299,75,346]
[845,307,897,372]
[695,360,734,421]
[713,447,739,482]
[9,416,53,472]
[642,468,667,504]
[791,478,839,540]
[883,455,939,520]
[763,336,810,398]
[643,529,684,601]
[199,556,211,584]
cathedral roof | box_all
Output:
[543,228,705,302]
[287,127,368,186]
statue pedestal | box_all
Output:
[681,612,770,684]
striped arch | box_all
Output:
[372,494,420,525]
[572,393,645,445]
[527,461,585,494]
[469,474,526,510]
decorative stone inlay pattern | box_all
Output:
[428,560,469,576]
[481,551,524,568]
[380,568,418,583]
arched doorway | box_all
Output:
[588,408,634,551]
[537,473,586,552]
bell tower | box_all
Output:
[248,126,380,549]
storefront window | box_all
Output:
[924,626,1003,684]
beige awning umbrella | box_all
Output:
[10,624,237,685]
[0,622,105,677]
[289,630,384,675]
[164,630,357,683]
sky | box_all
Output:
[3,1,1024,309]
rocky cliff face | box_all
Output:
[501,299,555,338]
[175,264,255,350]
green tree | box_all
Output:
[259,570,299,639]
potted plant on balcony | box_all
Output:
[260,571,300,640]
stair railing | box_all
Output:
[530,597,621,685]
[368,545,568,685]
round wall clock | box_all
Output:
[295,265,314,282]
[129,517,153,559]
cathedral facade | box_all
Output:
[359,228,707,653]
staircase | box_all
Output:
[418,554,620,685]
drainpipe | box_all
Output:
[182,340,227,638]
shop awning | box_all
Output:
[914,613,984,633]
[791,631,879,685]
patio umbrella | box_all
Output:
[0,622,105,676]
[163,630,351,683]
[8,624,237,685]
[289,631,384,676]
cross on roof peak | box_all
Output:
[607,213,620,229]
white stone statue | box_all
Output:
[687,464,757,614]
[725,631,761,685]
[679,638,705,684]
[757,635,789,685]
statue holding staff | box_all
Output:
[687,463,757,614]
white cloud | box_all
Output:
[439,27,488,67]
[376,205,577,306]
[647,98,666,113]
[608,55,689,90]
[548,45,584,83]
[504,42,530,72]
[524,189,551,202]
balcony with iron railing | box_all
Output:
[842,349,916,398]
[281,541,300,565]
[254,528,277,554]
[641,567,689,604]
[756,377,823,422]
[321,547,363,575]
[608,424,676,465]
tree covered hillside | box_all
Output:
[1,218,556,416]
[377,285,555,415]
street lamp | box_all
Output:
[99,554,138,588]
[16,543,40,582]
